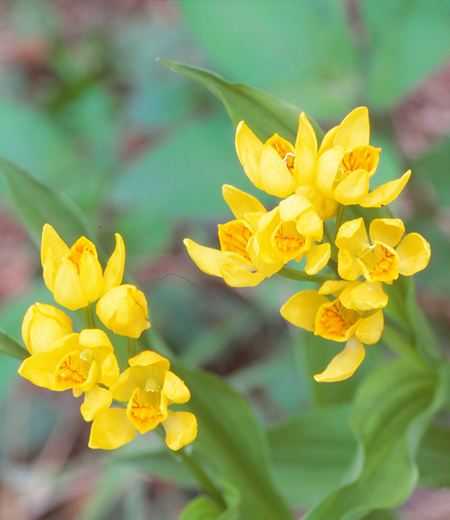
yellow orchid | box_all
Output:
[22,302,73,355]
[41,224,125,311]
[280,281,385,381]
[96,284,151,338]
[235,115,338,220]
[336,217,431,283]
[250,193,330,276]
[314,107,410,207]
[18,329,119,421]
[88,351,197,451]
[184,184,268,287]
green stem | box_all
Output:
[277,266,337,283]
[83,304,97,329]
[155,427,227,509]
[127,337,138,361]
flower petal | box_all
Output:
[222,184,266,221]
[220,262,266,287]
[18,352,57,390]
[336,217,369,256]
[41,224,68,272]
[260,146,296,197]
[81,384,113,421]
[333,170,370,205]
[163,371,190,404]
[294,113,317,185]
[334,107,370,150]
[89,408,137,449]
[360,170,411,208]
[280,290,328,330]
[279,193,312,222]
[183,239,228,277]
[53,258,89,310]
[340,281,388,311]
[162,410,197,451]
[356,310,384,344]
[314,146,344,198]
[397,233,431,276]
[103,233,126,293]
[369,219,405,248]
[304,243,330,275]
[235,122,264,190]
[314,336,365,382]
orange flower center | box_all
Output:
[339,145,379,179]
[272,222,307,262]
[219,221,253,262]
[316,300,358,341]
[127,383,165,433]
[55,350,92,389]
[266,134,296,173]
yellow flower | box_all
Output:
[18,329,119,420]
[250,193,330,275]
[22,303,73,355]
[88,351,197,451]
[41,224,125,311]
[235,115,338,219]
[336,218,431,283]
[314,107,410,206]
[280,282,384,381]
[184,185,268,287]
[96,284,151,338]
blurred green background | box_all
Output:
[0,0,450,518]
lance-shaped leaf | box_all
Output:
[0,328,29,360]
[0,154,95,248]
[180,480,240,520]
[301,359,450,520]
[171,360,294,520]
[159,59,323,143]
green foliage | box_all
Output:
[180,481,240,520]
[0,328,29,360]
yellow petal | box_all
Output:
[260,146,296,197]
[397,233,431,276]
[53,259,89,310]
[369,219,405,249]
[163,371,190,404]
[340,281,388,311]
[337,249,359,281]
[314,146,344,198]
[235,121,264,190]
[22,303,73,355]
[103,234,126,293]
[360,170,411,208]
[279,193,313,222]
[183,239,228,277]
[334,107,370,150]
[222,184,266,221]
[318,125,339,155]
[319,280,351,296]
[280,290,328,330]
[304,243,330,275]
[296,207,323,239]
[247,236,284,277]
[294,113,317,185]
[162,410,197,451]
[335,218,369,256]
[356,310,384,344]
[220,262,266,287]
[18,353,57,390]
[81,384,113,421]
[333,170,370,205]
[79,249,104,302]
[89,408,137,449]
[41,224,68,272]
[314,336,365,382]
[130,350,170,370]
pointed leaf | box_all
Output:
[0,328,29,360]
[159,59,323,143]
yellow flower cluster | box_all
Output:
[19,225,197,450]
[185,107,430,382]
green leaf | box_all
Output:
[171,360,294,520]
[269,405,357,507]
[0,328,29,360]
[0,155,94,248]
[417,422,450,488]
[160,59,323,143]
[301,359,450,520]
[180,480,240,520]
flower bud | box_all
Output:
[96,284,151,338]
[22,303,73,355]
